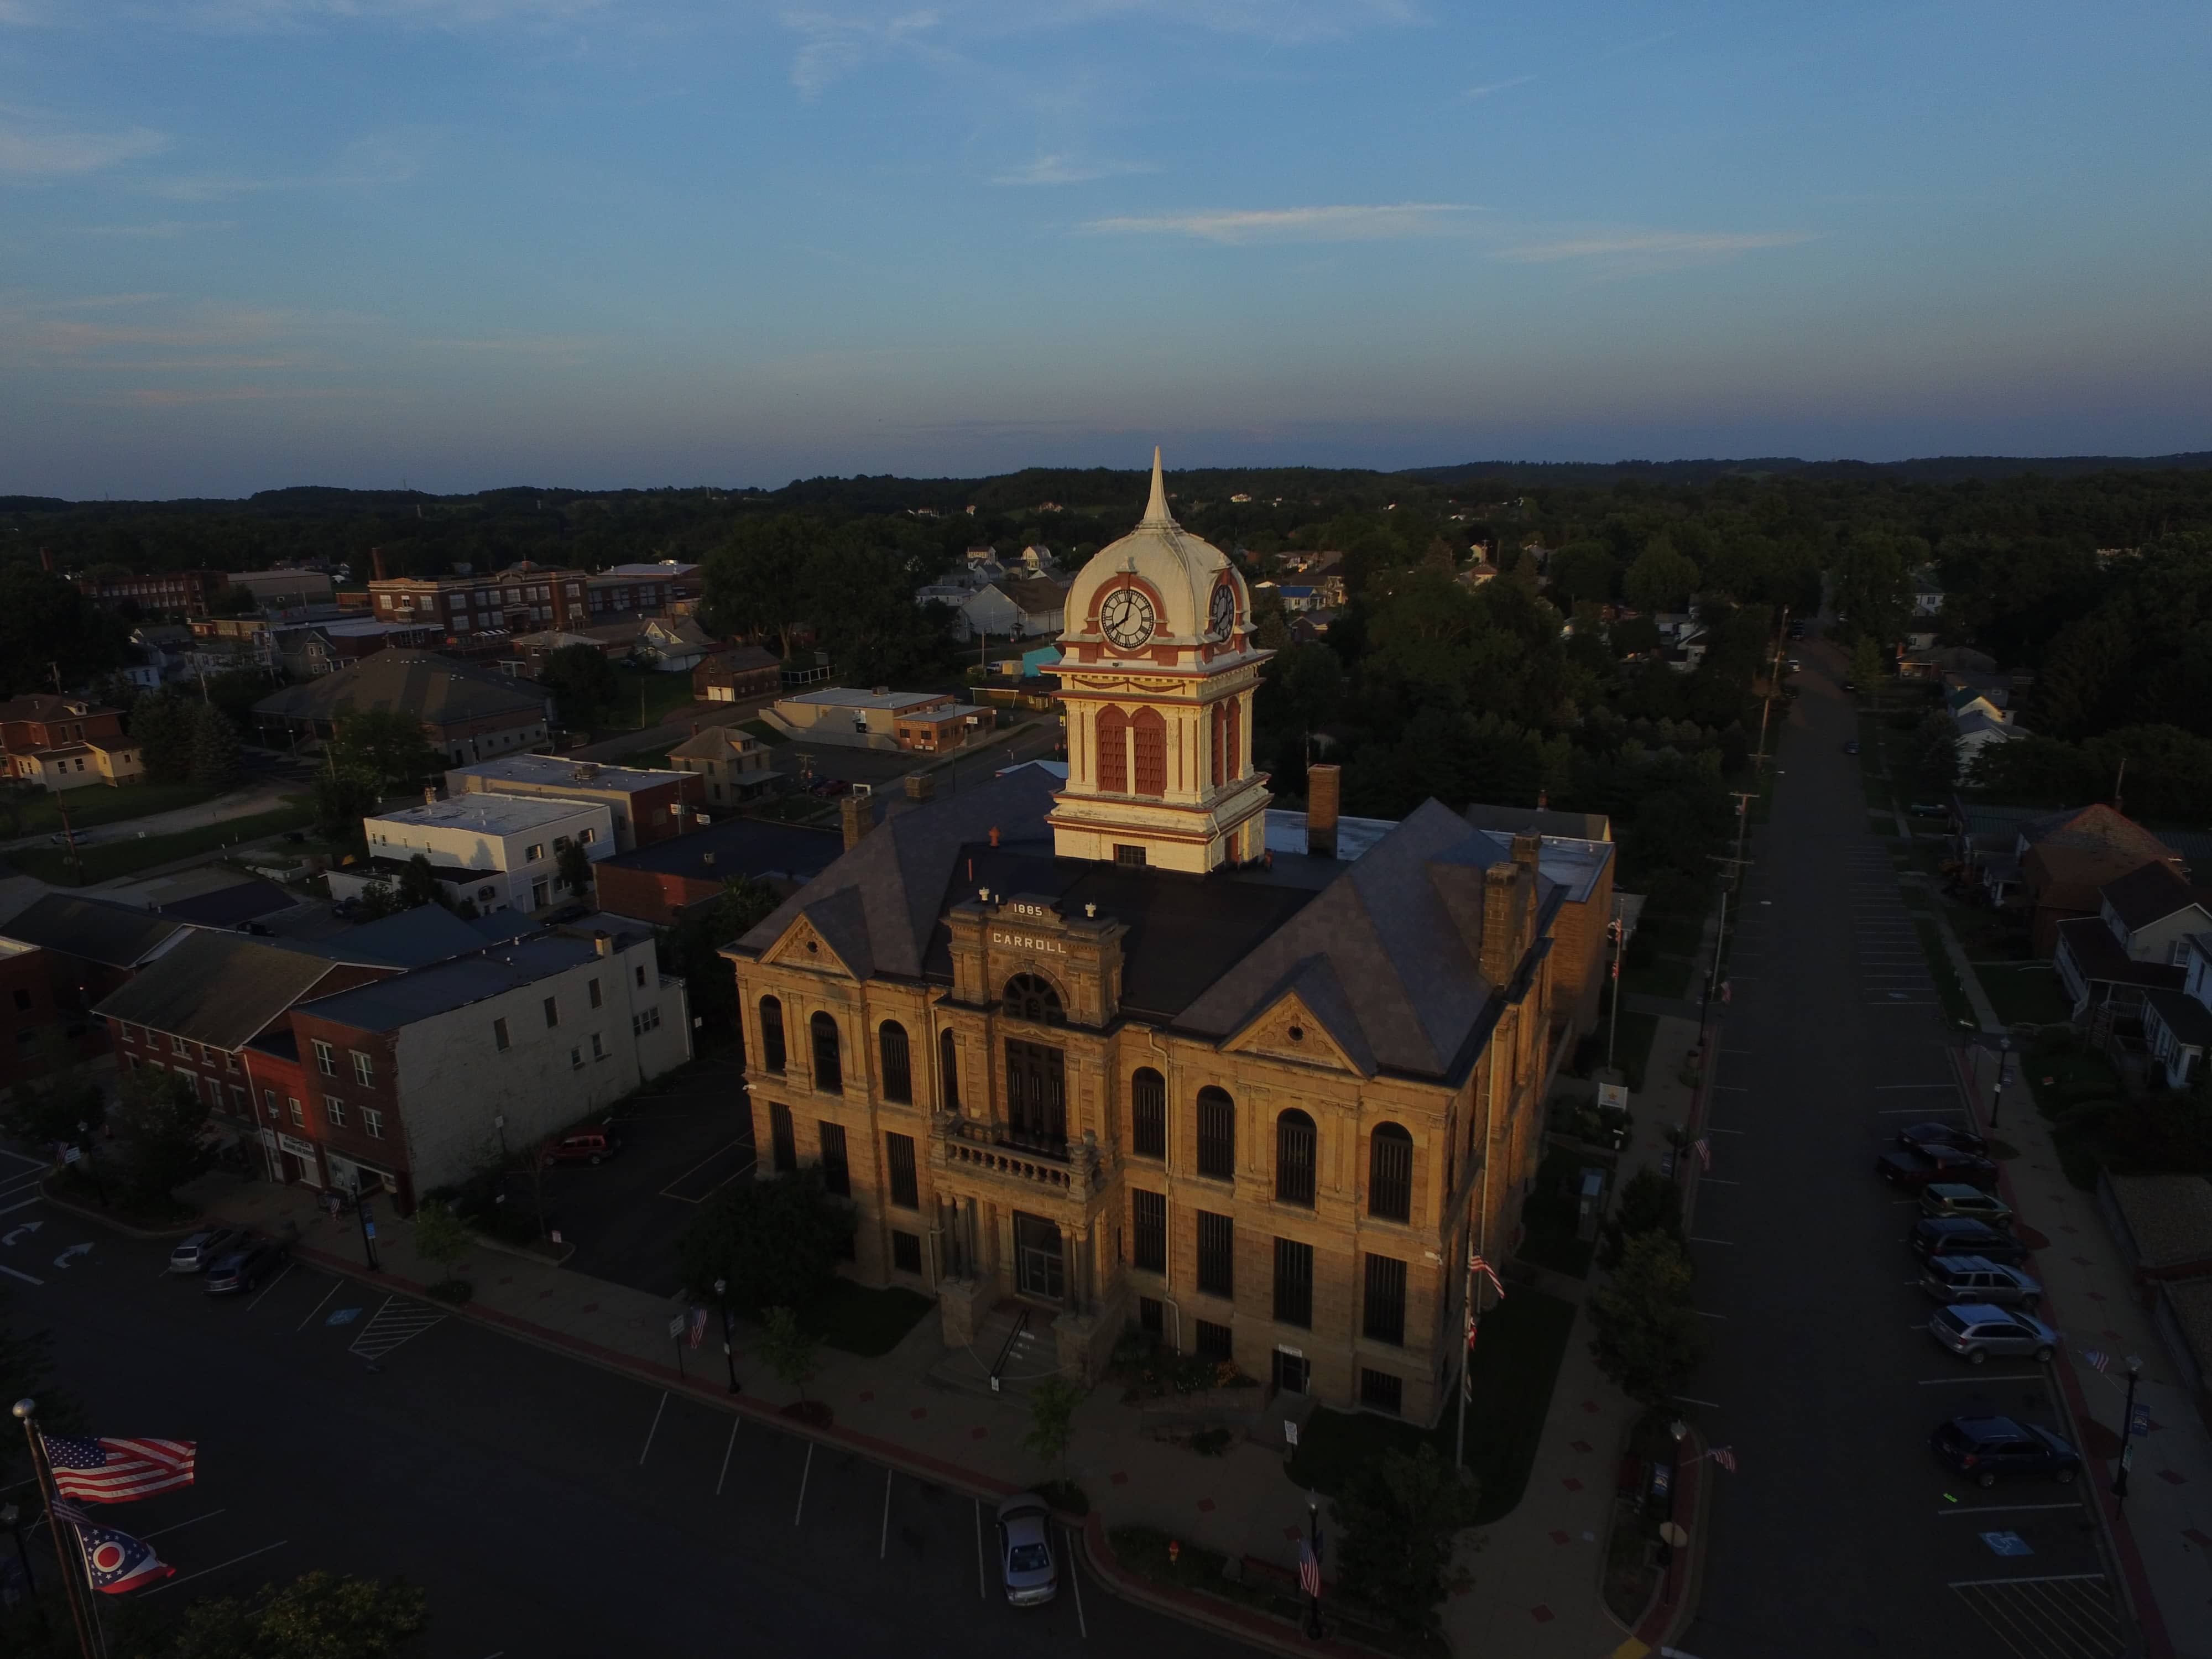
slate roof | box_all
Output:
[253,651,550,732]
[0,893,192,968]
[2103,861,2212,931]
[91,931,346,1050]
[699,644,781,675]
[297,935,603,1032]
[2054,916,2185,991]
[2143,989,2212,1051]
[1463,802,1612,842]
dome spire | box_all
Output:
[1139,445,1173,528]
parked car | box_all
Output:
[1897,1121,1989,1156]
[169,1227,249,1274]
[1921,1255,2043,1311]
[541,1125,621,1167]
[994,1494,1058,1606]
[1908,1216,2032,1266]
[232,920,271,937]
[1931,1416,2079,1487]
[1876,1147,2000,1191]
[1921,1184,2013,1228]
[1928,1302,2060,1365]
[331,896,360,919]
[204,1239,290,1296]
[1844,739,1861,754]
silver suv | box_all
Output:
[1921,1255,2042,1311]
[1929,1303,2059,1365]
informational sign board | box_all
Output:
[668,1314,688,1340]
[1284,1421,1299,1447]
[1597,1083,1629,1113]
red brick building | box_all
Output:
[0,941,105,1088]
[592,818,841,924]
[69,570,226,617]
[442,755,705,852]
[0,893,194,1014]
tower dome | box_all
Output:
[1063,448,1245,661]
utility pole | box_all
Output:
[51,786,82,886]
[1605,915,1624,1073]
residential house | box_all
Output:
[693,645,782,703]
[635,615,718,673]
[445,754,706,851]
[0,695,143,791]
[593,818,843,924]
[2052,862,2212,1018]
[1911,567,1946,617]
[1457,563,1500,589]
[667,723,782,807]
[1965,804,2183,942]
[1953,708,2028,778]
[2144,932,2212,1089]
[252,650,556,764]
[332,792,617,914]
[956,577,1068,643]
[1897,645,1999,683]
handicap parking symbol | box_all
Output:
[1979,1531,2033,1557]
[326,1307,363,1326]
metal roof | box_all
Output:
[295,935,606,1032]
[91,931,347,1050]
[0,893,191,968]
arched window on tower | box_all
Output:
[759,997,786,1073]
[1003,973,1064,1025]
[810,1011,842,1094]
[1275,1108,1317,1206]
[878,1020,911,1103]
[1369,1123,1413,1222]
[938,1027,961,1111]
[1132,707,1167,797]
[1226,695,1241,784]
[1096,706,1129,794]
[1210,703,1225,789]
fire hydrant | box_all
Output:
[1168,1540,1180,1567]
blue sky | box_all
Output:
[3,0,2208,497]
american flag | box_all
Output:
[54,1503,173,1594]
[1709,1447,1738,1473]
[688,1307,709,1350]
[42,1436,196,1503]
[1695,1138,1712,1171]
[2083,1350,2110,1374]
[1468,1250,1505,1302]
[1298,1537,1322,1598]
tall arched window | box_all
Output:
[1130,1067,1166,1158]
[1275,1108,1317,1206]
[1096,707,1129,794]
[1196,1086,1235,1180]
[810,1011,842,1094]
[1132,707,1167,797]
[1226,695,1241,784]
[1003,973,1064,1025]
[1210,703,1225,788]
[939,1027,961,1110]
[759,997,786,1072]
[1369,1123,1413,1222]
[878,1021,911,1103]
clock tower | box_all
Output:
[1047,449,1273,873]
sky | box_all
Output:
[2,0,2209,498]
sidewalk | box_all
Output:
[1951,1047,2209,1659]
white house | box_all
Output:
[1954,709,2027,777]
[332,792,617,914]
[955,577,1067,643]
[2145,933,2212,1088]
[1912,568,1947,617]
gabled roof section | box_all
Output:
[91,931,345,1050]
[760,887,875,980]
[252,650,549,730]
[0,893,191,968]
[1218,956,1376,1077]
[2103,860,2212,931]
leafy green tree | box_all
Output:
[538,643,618,731]
[395,854,451,913]
[352,879,405,921]
[112,1066,212,1210]
[760,1305,820,1404]
[1830,531,1918,646]
[679,1167,854,1316]
[0,1319,83,1489]
[1021,1375,1085,1474]
[410,1199,474,1297]
[187,699,244,790]
[312,765,383,847]
[2079,724,2212,823]
[328,708,440,792]
[1547,541,1616,606]
[1849,635,1885,690]
[1587,1231,1709,1407]
[1598,1167,1683,1268]
[556,839,594,901]
[162,1571,429,1659]
[700,514,818,659]
[131,690,195,786]
[211,583,261,616]
[1966,734,2099,805]
[665,875,782,1043]
[1329,1444,1480,1631]
[0,566,129,698]
[1623,538,1699,614]
[1914,709,1961,793]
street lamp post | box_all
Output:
[2114,1355,2144,1510]
[1989,1037,2012,1132]
[714,1278,740,1394]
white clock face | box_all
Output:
[1101,586,1156,649]
[1208,583,1237,640]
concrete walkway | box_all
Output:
[0,780,301,854]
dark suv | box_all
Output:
[1931,1416,2079,1488]
[1909,1215,2031,1266]
[1875,1147,2000,1191]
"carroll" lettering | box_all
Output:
[990,931,1067,954]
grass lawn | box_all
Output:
[617,740,680,770]
[739,719,791,745]
[5,780,225,838]
[602,664,704,733]
[1975,962,2072,1027]
[800,1278,936,1357]
[1285,1287,1577,1525]
[10,800,314,885]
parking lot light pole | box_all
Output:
[714,1279,740,1394]
[2114,1356,2143,1510]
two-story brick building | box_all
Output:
[0,695,143,791]
[721,455,1569,1426]
[444,755,705,852]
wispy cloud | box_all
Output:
[66,219,237,237]
[782,9,946,97]
[1494,229,1816,265]
[45,293,167,310]
[142,127,434,201]
[174,0,607,27]
[1081,202,1478,243]
[1463,73,1534,101]
[0,121,168,179]
[992,153,1156,186]
[99,385,358,406]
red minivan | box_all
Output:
[541,1125,620,1167]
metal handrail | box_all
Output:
[988,1307,1030,1393]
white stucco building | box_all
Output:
[333,792,617,914]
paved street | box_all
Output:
[0,1148,1249,1659]
[1678,640,2120,1659]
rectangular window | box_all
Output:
[1273,1238,1314,1328]
[262,1088,278,1115]
[818,1121,850,1197]
[770,1102,796,1173]
[1139,1296,1164,1337]
[288,1098,305,1127]
[570,1046,583,1070]
[1114,844,1146,868]
[632,1007,662,1035]
[170,1033,187,1055]
[363,1108,384,1140]
[1132,1189,1166,1272]
[311,1039,335,1076]
[635,964,646,988]
[493,1016,510,1051]
[352,1051,373,1086]
[1363,1253,1407,1347]
[225,1051,240,1073]
[1369,1130,1413,1222]
[1359,1368,1404,1416]
[544,996,559,1027]
[325,1094,347,1129]
[1130,1071,1166,1158]
[1003,1040,1067,1148]
[229,1084,247,1112]
[591,1032,604,1060]
[1196,1211,1234,1298]
[588,977,602,1009]
[885,1133,919,1209]
[204,1076,222,1108]
[525,843,546,862]
[1194,1319,1233,1362]
[890,1230,922,1274]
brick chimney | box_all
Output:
[1511,831,1542,876]
[371,546,389,582]
[904,772,935,802]
[1306,763,1342,859]
[1480,862,1520,984]
[841,793,877,851]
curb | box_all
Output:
[1076,1512,1379,1659]
[38,1177,204,1240]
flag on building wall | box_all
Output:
[688,1307,709,1350]
[1709,1447,1738,1473]
[41,1437,196,1503]
[54,1503,174,1594]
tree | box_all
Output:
[0,566,128,698]
[1623,538,1699,615]
[395,854,451,913]
[410,1199,474,1298]
[700,514,818,658]
[212,583,261,616]
[760,1305,819,1404]
[665,875,783,1042]
[1510,547,1543,591]
[1598,1167,1683,1269]
[538,643,618,732]
[1830,531,1917,647]
[1021,1376,1084,1474]
[678,1167,854,1315]
[1548,541,1615,606]
[1914,709,1961,794]
[187,699,244,790]
[556,840,593,902]
[1587,1231,1709,1407]
[0,1317,82,1489]
[1329,1444,1481,1631]
[328,708,440,792]
[131,690,195,786]
[352,879,405,921]
[312,765,383,847]
[162,1571,428,1659]
[1849,635,1885,691]
[112,1066,212,1210]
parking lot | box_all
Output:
[0,1154,1239,1658]
[1677,645,2124,1659]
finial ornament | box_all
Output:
[1140,445,1173,528]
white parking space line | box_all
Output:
[1697,1310,1728,1320]
[1066,1527,1088,1639]
[0,1197,44,1219]
[0,1149,43,1167]
[1711,1085,1749,1093]
[1918,1373,2043,1385]
[141,1540,289,1595]
[638,1392,668,1466]
[1878,1083,1960,1090]
[244,1261,295,1312]
[1706,1126,1746,1135]
[141,1509,226,1540]
[879,1468,893,1559]
[1700,1177,1742,1186]
[975,1500,987,1599]
[0,1265,42,1286]
[1689,1237,1734,1246]
[1938,1502,2082,1517]
[1674,1396,1721,1408]
[295,1279,340,1332]
[793,1442,813,1526]
[715,1417,740,1497]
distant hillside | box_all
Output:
[1397,452,2212,488]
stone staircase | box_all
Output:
[925,1301,1065,1401]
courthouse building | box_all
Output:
[723,454,1572,1425]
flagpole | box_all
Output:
[12,1401,98,1659]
